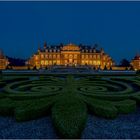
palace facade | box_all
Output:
[27,43,115,69]
[131,54,140,71]
[0,49,9,70]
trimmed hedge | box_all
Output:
[15,97,54,121]
[131,95,140,105]
[112,99,136,114]
[83,97,118,119]
[52,97,87,139]
[0,98,16,116]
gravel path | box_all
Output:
[0,108,140,139]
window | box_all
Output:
[45,55,48,58]
[41,60,44,65]
[93,61,96,65]
[41,54,44,59]
[49,55,52,59]
[74,54,77,59]
[35,56,38,60]
[53,54,56,59]
[45,60,48,65]
[97,61,100,65]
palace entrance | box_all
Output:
[60,43,81,66]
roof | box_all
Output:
[62,43,80,51]
[38,43,102,53]
[0,49,5,59]
[133,54,140,60]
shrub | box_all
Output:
[112,99,136,114]
[15,97,54,121]
[0,98,16,116]
[52,97,87,139]
[136,70,140,74]
[84,97,118,119]
[131,95,140,105]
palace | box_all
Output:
[0,49,9,70]
[130,54,140,71]
[27,43,115,69]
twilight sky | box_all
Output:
[0,1,140,64]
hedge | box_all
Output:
[52,97,87,138]
[112,99,136,114]
[83,97,118,119]
[15,97,54,121]
[0,98,16,116]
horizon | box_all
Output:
[0,1,140,64]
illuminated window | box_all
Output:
[90,55,92,59]
[35,56,38,60]
[57,60,60,64]
[93,61,96,65]
[82,60,85,64]
[89,60,92,64]
[82,55,84,59]
[35,62,38,65]
[49,61,52,65]
[49,55,52,59]
[45,55,48,58]
[53,60,56,64]
[65,54,68,58]
[86,55,88,59]
[97,61,100,65]
[74,54,77,59]
[97,55,100,59]
[53,55,56,59]
[41,54,44,59]
[41,60,44,65]
[74,60,77,63]
[57,55,60,58]
[93,55,96,59]
[45,60,48,65]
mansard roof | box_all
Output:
[38,43,103,53]
[133,54,140,60]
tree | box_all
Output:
[27,65,30,70]
[33,65,37,70]
[93,66,96,70]
[136,70,140,74]
[129,65,134,71]
[104,65,107,70]
[119,59,130,67]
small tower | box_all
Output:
[100,48,104,54]
[44,41,47,50]
[0,49,4,59]
[38,43,41,53]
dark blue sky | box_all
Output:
[0,1,140,64]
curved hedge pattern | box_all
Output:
[0,75,140,138]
